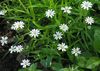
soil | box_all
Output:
[0,18,19,71]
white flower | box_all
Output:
[45,9,55,18]
[59,24,69,32]
[53,31,63,40]
[57,43,68,52]
[9,46,16,53]
[85,17,94,25]
[9,45,23,53]
[0,36,8,46]
[15,45,23,53]
[20,59,31,68]
[0,10,7,15]
[29,29,40,38]
[61,6,72,14]
[11,21,25,30]
[81,1,92,10]
[71,47,81,56]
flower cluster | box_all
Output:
[11,21,25,30]
[9,45,23,53]
[45,1,94,26]
[53,24,69,40]
[1,0,96,69]
[45,0,94,56]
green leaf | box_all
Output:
[77,56,100,69]
[77,56,86,68]
[29,64,37,71]
[86,57,100,69]
[94,28,100,53]
[28,63,41,71]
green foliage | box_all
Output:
[40,56,52,68]
[0,0,100,71]
[77,56,100,69]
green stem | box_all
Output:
[18,0,29,14]
[29,0,35,20]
